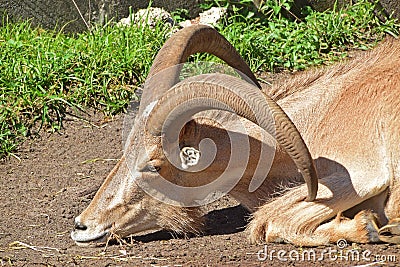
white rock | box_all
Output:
[199,7,227,26]
[179,7,227,28]
[118,7,175,28]
[179,20,195,28]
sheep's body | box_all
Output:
[70,26,400,246]
[248,38,400,245]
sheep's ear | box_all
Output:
[180,147,201,169]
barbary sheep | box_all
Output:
[71,24,400,246]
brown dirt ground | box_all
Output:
[1,108,399,266]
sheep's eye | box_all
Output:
[141,165,161,173]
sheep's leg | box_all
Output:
[248,171,388,246]
[378,182,400,243]
[312,210,380,243]
[378,219,400,243]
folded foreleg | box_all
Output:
[248,171,388,246]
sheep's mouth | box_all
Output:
[71,231,109,247]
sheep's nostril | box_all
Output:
[74,221,87,231]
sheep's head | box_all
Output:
[70,116,205,246]
[71,73,318,246]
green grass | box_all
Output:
[0,0,399,157]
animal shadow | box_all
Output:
[132,204,250,243]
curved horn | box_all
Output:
[139,24,260,115]
[146,73,318,202]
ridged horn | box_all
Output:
[146,73,318,202]
[139,24,260,115]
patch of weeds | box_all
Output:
[0,18,170,157]
[170,8,191,23]
[197,0,399,71]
